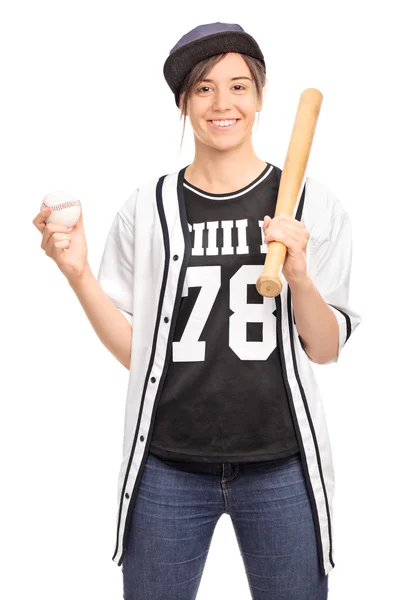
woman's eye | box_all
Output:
[197,84,246,93]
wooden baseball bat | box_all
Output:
[256,88,323,298]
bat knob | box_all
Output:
[256,274,282,298]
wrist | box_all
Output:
[68,263,92,289]
[287,274,314,293]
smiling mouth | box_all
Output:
[208,119,240,130]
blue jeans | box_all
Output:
[122,451,329,599]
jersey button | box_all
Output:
[173,255,179,261]
[150,377,156,383]
[164,317,169,323]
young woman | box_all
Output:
[33,22,361,600]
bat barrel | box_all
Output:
[256,88,323,298]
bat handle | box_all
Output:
[256,240,288,297]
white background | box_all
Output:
[1,0,399,598]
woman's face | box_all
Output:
[184,52,262,152]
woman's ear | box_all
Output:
[256,88,266,113]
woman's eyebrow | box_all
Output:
[201,76,252,82]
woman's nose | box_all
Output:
[212,89,232,112]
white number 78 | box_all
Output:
[172,264,277,362]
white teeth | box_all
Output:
[211,119,236,126]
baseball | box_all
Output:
[40,191,81,228]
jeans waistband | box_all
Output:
[153,451,301,476]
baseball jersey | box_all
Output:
[97,164,361,575]
[149,163,300,463]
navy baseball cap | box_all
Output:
[163,22,265,107]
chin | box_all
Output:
[211,137,246,151]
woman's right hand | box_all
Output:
[32,201,89,283]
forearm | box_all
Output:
[289,275,339,364]
[68,265,132,370]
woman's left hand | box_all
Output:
[263,213,310,285]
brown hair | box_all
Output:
[178,53,267,151]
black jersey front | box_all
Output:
[149,162,300,463]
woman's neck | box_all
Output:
[184,150,268,194]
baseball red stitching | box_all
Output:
[42,200,80,211]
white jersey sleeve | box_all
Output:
[96,190,138,326]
